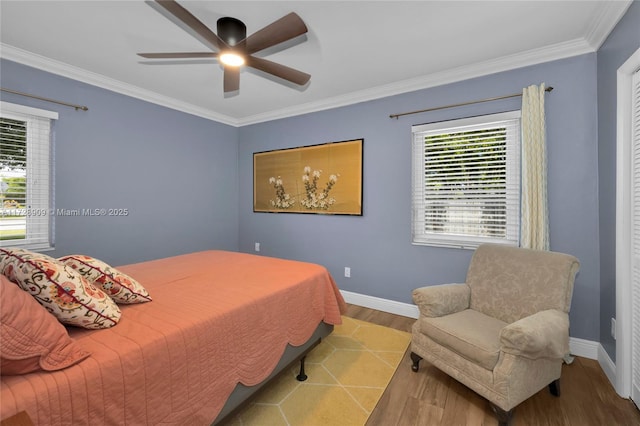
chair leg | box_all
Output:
[549,378,561,397]
[410,351,422,372]
[490,403,514,426]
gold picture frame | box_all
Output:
[253,139,363,215]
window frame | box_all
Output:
[1,101,57,250]
[411,110,521,249]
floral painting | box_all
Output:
[254,139,363,215]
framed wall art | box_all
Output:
[253,139,363,215]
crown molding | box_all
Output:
[583,0,632,50]
[0,44,240,127]
[0,34,600,128]
[239,37,595,126]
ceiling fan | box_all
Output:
[138,0,311,93]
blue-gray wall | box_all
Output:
[0,59,239,266]
[238,54,600,341]
[597,0,640,360]
[3,2,639,347]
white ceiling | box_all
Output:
[0,1,632,126]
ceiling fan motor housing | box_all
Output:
[217,17,247,46]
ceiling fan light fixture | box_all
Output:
[219,52,245,67]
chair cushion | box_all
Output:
[466,244,579,323]
[420,309,507,370]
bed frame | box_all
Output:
[214,321,333,424]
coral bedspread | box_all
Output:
[0,250,346,425]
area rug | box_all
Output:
[224,316,411,426]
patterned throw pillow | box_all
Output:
[59,255,152,304]
[0,248,121,329]
[0,274,91,375]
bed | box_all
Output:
[0,250,346,425]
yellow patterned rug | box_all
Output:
[224,316,411,426]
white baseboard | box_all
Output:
[569,336,599,360]
[341,289,600,361]
[341,290,420,319]
[597,344,617,391]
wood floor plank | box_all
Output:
[397,396,444,426]
[344,304,640,426]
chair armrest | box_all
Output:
[499,309,569,360]
[412,283,470,318]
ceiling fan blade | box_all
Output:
[246,56,310,86]
[224,67,240,93]
[245,12,308,54]
[154,0,228,51]
[138,52,217,59]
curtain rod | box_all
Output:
[1,87,88,111]
[389,86,553,119]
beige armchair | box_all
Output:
[410,244,579,426]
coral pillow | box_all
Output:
[0,248,121,329]
[0,274,91,375]
[59,255,152,304]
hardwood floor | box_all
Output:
[344,304,640,426]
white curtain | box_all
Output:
[521,83,549,250]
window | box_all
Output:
[0,102,57,250]
[411,111,521,249]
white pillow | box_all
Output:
[59,255,152,304]
[0,248,121,329]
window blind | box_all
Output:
[0,102,57,250]
[412,111,521,248]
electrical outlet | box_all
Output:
[611,318,616,340]
[344,267,351,278]
[255,242,260,252]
